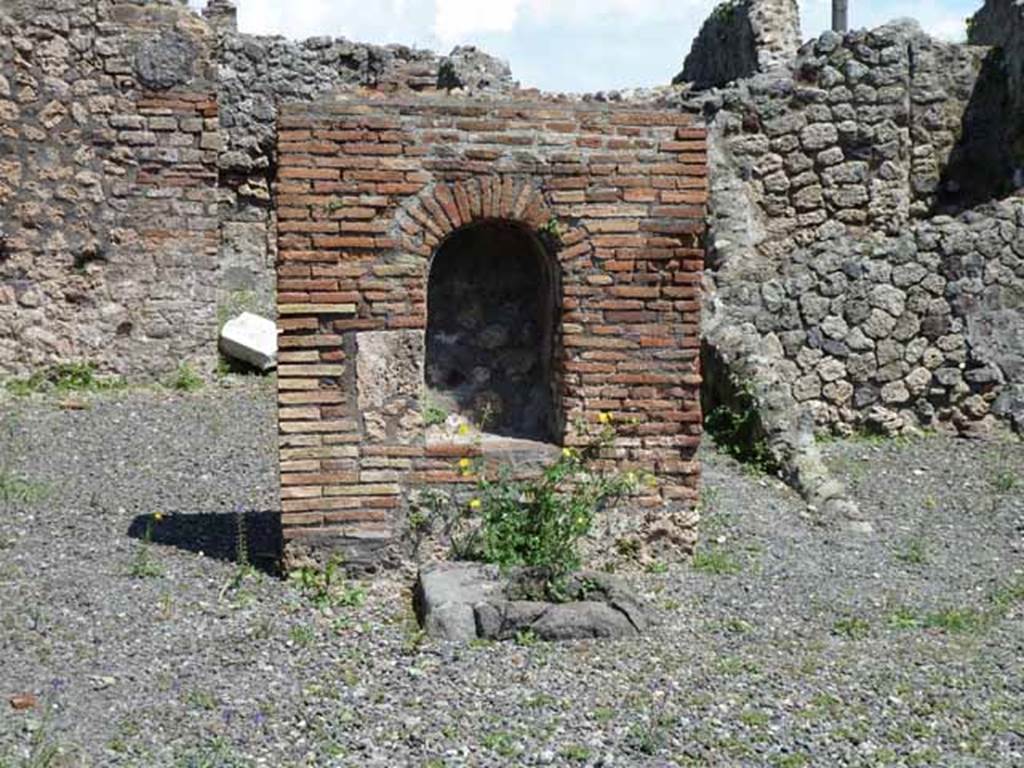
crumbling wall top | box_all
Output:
[675,0,801,89]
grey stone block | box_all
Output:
[415,563,649,643]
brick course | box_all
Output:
[275,96,708,566]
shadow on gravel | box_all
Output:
[127,511,282,576]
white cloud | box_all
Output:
[433,0,522,44]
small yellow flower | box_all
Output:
[458,458,472,470]
[598,412,612,425]
[153,512,164,523]
[468,498,482,511]
[562,447,575,459]
[458,423,471,436]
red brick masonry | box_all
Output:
[275,96,707,566]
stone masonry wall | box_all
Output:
[676,0,801,89]
[0,0,515,381]
[274,97,707,567]
[969,0,1024,185]
[0,0,222,377]
[673,20,1024,448]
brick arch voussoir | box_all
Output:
[398,176,561,249]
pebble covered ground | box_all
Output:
[0,386,1022,767]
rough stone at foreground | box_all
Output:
[414,562,650,642]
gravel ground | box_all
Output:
[1,387,1022,767]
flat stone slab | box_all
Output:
[414,562,650,642]
[219,312,277,371]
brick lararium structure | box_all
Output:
[274,95,708,569]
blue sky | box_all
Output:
[188,0,983,92]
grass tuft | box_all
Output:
[168,363,204,393]
[692,546,742,575]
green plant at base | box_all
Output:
[289,555,366,611]
[5,362,126,397]
[468,419,646,579]
[129,514,164,579]
[3,371,48,397]
[169,363,204,393]
[705,383,777,473]
[423,403,448,427]
[514,628,538,647]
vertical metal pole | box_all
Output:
[832,0,849,33]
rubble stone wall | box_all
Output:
[969,0,1024,183]
[679,20,1024,439]
[0,0,515,380]
[676,0,801,89]
[0,0,222,377]
[274,97,707,566]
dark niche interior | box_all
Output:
[425,220,557,442]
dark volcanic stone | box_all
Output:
[134,31,197,90]
[415,562,649,642]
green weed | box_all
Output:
[128,548,163,579]
[895,539,928,566]
[923,608,985,634]
[514,629,538,647]
[168,363,204,393]
[740,710,770,728]
[0,715,68,768]
[289,624,316,646]
[989,575,1024,614]
[692,546,742,575]
[833,616,871,640]
[992,470,1018,494]
[289,556,366,611]
[4,362,126,397]
[441,418,648,581]
[128,514,164,579]
[422,402,448,427]
[704,381,777,474]
[886,606,923,630]
[0,472,48,506]
[481,731,517,758]
[560,744,592,762]
[185,689,217,711]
